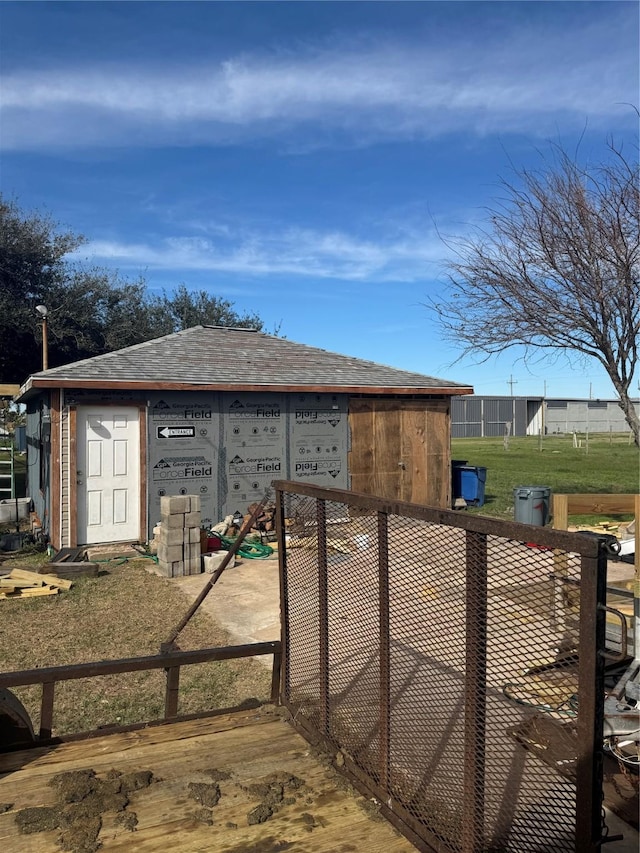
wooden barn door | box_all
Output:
[349,399,450,508]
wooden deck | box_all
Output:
[0,707,417,852]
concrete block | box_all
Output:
[203,551,234,573]
[161,495,190,516]
[187,495,201,512]
[158,542,184,564]
[184,510,201,528]
[158,527,189,546]
[171,560,185,577]
[189,526,201,543]
[185,542,201,563]
[187,558,202,575]
[156,560,172,578]
[164,513,187,529]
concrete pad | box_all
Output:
[173,554,281,649]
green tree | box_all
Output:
[0,197,84,382]
[0,196,266,385]
[432,141,640,445]
[154,284,264,333]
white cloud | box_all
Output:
[73,222,447,283]
[1,12,636,150]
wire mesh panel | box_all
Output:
[276,482,606,853]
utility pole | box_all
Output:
[507,374,518,395]
[36,305,48,371]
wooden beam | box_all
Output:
[0,384,20,397]
[69,405,77,547]
[553,494,637,518]
[28,377,474,397]
[50,389,62,551]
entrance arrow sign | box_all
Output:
[157,426,196,439]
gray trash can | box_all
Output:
[513,486,552,526]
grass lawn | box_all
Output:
[0,552,272,738]
[452,433,639,523]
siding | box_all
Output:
[61,399,70,547]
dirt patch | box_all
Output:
[224,838,293,853]
[115,810,138,831]
[15,806,61,834]
[0,803,13,814]
[58,815,102,853]
[241,771,308,826]
[247,803,273,824]
[15,766,154,852]
[203,767,232,782]
[187,781,221,808]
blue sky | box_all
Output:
[1,1,638,399]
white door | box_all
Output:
[77,407,140,544]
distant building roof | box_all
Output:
[18,326,473,400]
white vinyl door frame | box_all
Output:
[73,405,144,545]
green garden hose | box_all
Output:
[219,535,273,559]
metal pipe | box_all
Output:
[160,491,273,651]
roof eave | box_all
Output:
[24,377,474,397]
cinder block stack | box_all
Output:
[156,495,202,577]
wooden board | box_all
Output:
[349,398,451,509]
[9,569,73,590]
[0,709,418,852]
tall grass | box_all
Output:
[451,434,639,523]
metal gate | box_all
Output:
[275,481,608,853]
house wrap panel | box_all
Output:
[221,392,286,518]
[288,392,349,489]
[148,392,220,533]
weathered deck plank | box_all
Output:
[0,708,417,852]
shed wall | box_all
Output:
[37,388,450,546]
[25,397,49,528]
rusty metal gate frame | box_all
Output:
[274,480,608,853]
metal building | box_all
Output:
[452,396,639,438]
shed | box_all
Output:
[17,326,473,549]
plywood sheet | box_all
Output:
[0,709,417,853]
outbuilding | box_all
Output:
[17,326,473,549]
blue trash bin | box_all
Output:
[451,460,468,502]
[458,466,487,507]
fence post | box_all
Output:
[39,681,55,740]
[164,667,180,718]
[317,498,330,736]
[275,487,289,704]
[463,530,487,853]
[378,510,391,794]
[575,545,607,853]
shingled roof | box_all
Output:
[18,326,473,398]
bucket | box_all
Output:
[513,486,552,526]
[0,498,31,526]
[206,535,222,552]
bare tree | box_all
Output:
[432,141,640,446]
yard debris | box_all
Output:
[15,767,155,852]
[0,568,73,600]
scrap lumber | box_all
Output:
[5,586,59,598]
[0,568,71,600]
[9,568,73,590]
[41,561,99,579]
[0,584,59,599]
